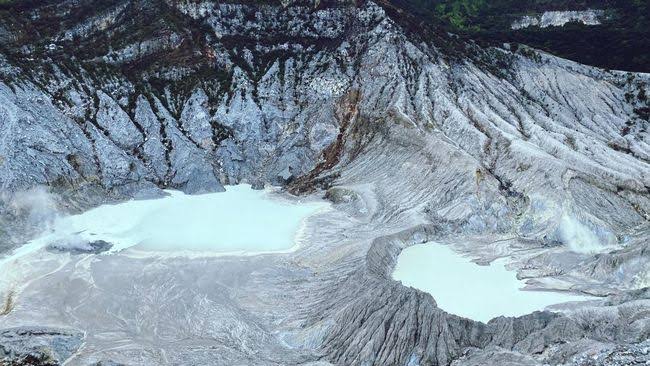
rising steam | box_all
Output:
[558,213,606,254]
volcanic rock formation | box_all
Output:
[0,0,648,365]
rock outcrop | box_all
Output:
[46,239,113,254]
[0,327,84,365]
[511,10,605,30]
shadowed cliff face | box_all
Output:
[0,1,648,365]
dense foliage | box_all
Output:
[395,0,650,72]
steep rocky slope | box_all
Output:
[0,0,648,365]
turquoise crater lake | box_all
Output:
[2,185,329,263]
[392,242,591,322]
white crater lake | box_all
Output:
[393,242,591,322]
[1,185,329,265]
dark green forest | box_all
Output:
[395,0,649,72]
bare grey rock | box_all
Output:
[451,346,541,366]
[46,239,113,255]
[569,339,650,366]
[511,10,605,30]
[0,326,84,366]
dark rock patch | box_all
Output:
[0,326,84,366]
[46,239,113,255]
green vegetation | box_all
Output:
[433,0,485,29]
[396,0,650,72]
